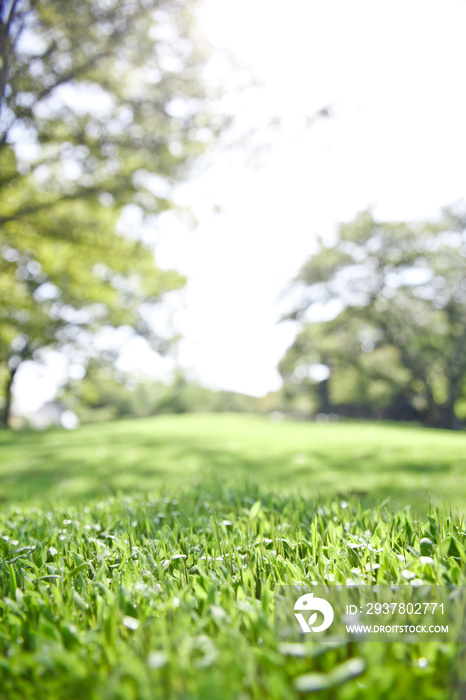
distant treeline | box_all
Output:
[57,361,460,427]
[60,364,264,423]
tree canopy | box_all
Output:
[0,0,225,425]
[280,207,466,429]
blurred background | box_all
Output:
[2,0,466,432]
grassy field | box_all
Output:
[0,414,465,699]
[1,414,465,511]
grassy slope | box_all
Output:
[0,414,465,512]
[1,415,466,699]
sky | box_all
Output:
[13,0,466,412]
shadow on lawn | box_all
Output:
[0,417,459,513]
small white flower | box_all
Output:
[402,569,415,580]
[147,651,167,669]
[122,616,139,631]
[365,562,380,572]
[420,556,434,565]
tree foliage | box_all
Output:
[0,0,225,425]
[280,207,466,428]
[58,362,260,423]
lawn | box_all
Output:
[0,413,465,511]
[0,414,465,699]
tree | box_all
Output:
[59,362,260,422]
[0,0,225,426]
[280,207,466,429]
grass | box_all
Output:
[0,414,465,699]
[0,413,465,511]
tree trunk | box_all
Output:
[423,393,462,431]
[1,364,17,428]
[317,377,332,414]
[436,378,463,430]
[437,400,462,430]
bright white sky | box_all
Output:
[14,0,466,412]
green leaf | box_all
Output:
[66,562,92,579]
[294,658,366,692]
[249,501,262,521]
[9,565,16,599]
